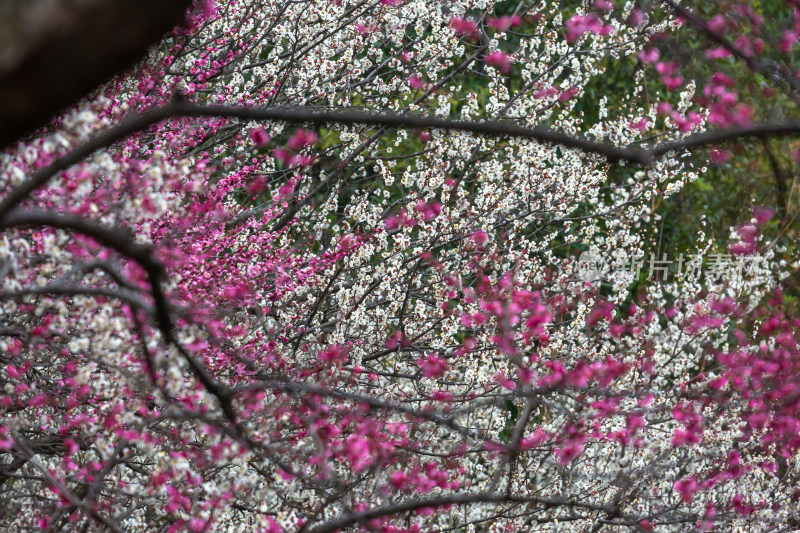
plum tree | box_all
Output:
[1,1,800,531]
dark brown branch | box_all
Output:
[647,121,800,157]
[11,435,124,533]
[306,493,616,533]
[0,209,169,328]
[0,285,152,313]
[0,209,237,432]
[10,101,800,221]
[0,105,181,218]
[172,103,653,162]
[761,139,790,224]
[236,379,481,441]
[0,102,647,219]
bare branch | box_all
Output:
[11,101,800,222]
[306,493,616,533]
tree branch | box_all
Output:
[306,493,615,533]
[0,209,237,430]
[9,101,800,222]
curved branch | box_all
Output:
[236,379,483,442]
[306,493,616,533]
[648,121,800,158]
[8,101,800,220]
[0,209,169,331]
[0,285,152,314]
[0,208,241,435]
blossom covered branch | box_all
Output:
[2,0,800,532]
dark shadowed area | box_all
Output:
[0,0,193,149]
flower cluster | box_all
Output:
[1,1,799,532]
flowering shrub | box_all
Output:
[2,0,800,532]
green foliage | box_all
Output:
[498,399,520,443]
